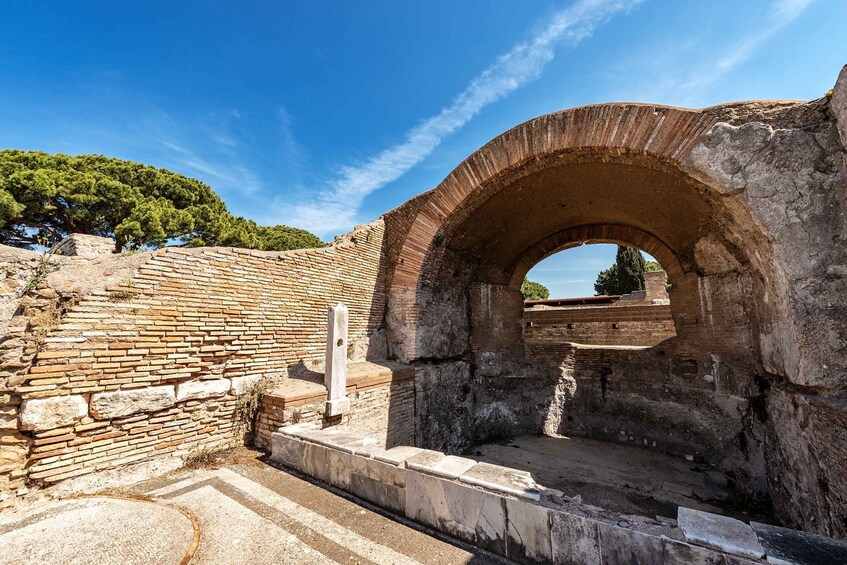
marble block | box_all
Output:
[279,422,320,437]
[270,432,303,471]
[598,522,663,565]
[507,497,553,564]
[751,521,847,565]
[678,507,764,560]
[662,537,725,565]
[406,451,476,480]
[406,469,507,554]
[549,509,599,565]
[374,446,423,467]
[459,462,540,501]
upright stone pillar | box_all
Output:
[324,303,350,417]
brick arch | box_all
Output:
[507,224,685,289]
[389,103,721,292]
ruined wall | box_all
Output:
[256,368,415,450]
[0,221,388,506]
[385,71,847,539]
[524,303,675,347]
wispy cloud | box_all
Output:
[683,0,814,93]
[283,0,643,237]
[606,0,815,105]
[133,110,266,198]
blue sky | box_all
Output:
[1,0,845,297]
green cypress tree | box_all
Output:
[615,245,646,294]
[594,245,646,295]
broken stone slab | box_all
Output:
[678,507,765,560]
[229,374,261,395]
[405,450,476,480]
[374,445,423,467]
[175,378,230,401]
[19,395,88,431]
[459,461,540,501]
[750,521,847,565]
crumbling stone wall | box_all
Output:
[0,222,388,506]
[385,67,847,539]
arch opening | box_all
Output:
[390,149,782,520]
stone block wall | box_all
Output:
[1,221,388,506]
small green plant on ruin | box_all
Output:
[233,380,266,445]
[20,236,60,296]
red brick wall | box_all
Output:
[524,303,676,347]
[2,221,388,503]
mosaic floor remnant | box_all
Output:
[0,496,198,565]
[0,460,510,565]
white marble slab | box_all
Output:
[678,507,764,560]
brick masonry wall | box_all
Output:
[256,379,415,451]
[1,221,388,506]
[524,303,676,347]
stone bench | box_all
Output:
[269,424,847,564]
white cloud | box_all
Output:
[608,0,815,105]
[282,0,644,238]
[687,0,814,91]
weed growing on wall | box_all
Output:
[20,237,59,296]
[234,380,266,445]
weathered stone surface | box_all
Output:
[19,395,88,431]
[507,497,553,564]
[459,461,539,501]
[662,538,725,565]
[300,442,331,485]
[598,522,663,565]
[374,445,423,466]
[406,452,476,480]
[831,64,847,171]
[300,428,378,454]
[549,510,599,565]
[751,521,847,565]
[279,422,320,437]
[324,303,348,404]
[413,360,474,452]
[325,446,354,490]
[175,378,230,401]
[405,470,507,554]
[351,472,405,515]
[229,375,261,395]
[678,507,764,559]
[89,386,175,419]
[270,432,303,471]
[324,396,350,417]
[365,457,405,488]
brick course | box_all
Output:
[1,221,388,505]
